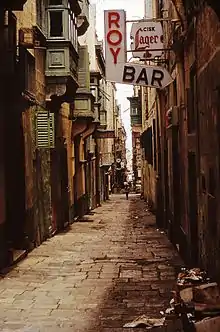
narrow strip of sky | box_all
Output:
[91,0,145,170]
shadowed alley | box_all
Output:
[0,195,182,331]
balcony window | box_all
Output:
[46,1,78,51]
[131,107,138,116]
[74,25,78,49]
[90,87,96,98]
[49,11,63,37]
[69,16,73,41]
[68,14,77,50]
[100,111,107,125]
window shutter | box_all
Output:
[78,45,90,92]
[36,111,55,148]
[49,113,55,148]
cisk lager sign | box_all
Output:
[130,22,163,59]
[104,10,127,82]
[104,10,173,89]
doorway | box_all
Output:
[60,145,69,229]
[172,127,181,241]
[188,152,198,265]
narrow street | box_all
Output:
[0,195,182,332]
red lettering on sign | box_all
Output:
[105,10,125,65]
[108,12,120,29]
[110,47,121,64]
[107,30,122,46]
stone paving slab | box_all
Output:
[0,194,182,331]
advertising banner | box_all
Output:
[104,10,127,82]
[130,21,164,59]
[104,10,173,89]
[107,62,173,89]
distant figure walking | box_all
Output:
[124,182,130,200]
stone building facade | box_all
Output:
[141,0,220,278]
[128,88,142,191]
[0,0,29,270]
[0,0,125,271]
[114,105,127,191]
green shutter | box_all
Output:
[78,45,90,92]
[49,113,55,148]
[36,111,55,149]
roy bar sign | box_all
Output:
[104,62,173,89]
[104,10,173,89]
[121,63,172,89]
[104,10,127,82]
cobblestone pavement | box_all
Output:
[0,195,182,332]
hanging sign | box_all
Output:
[109,62,173,89]
[130,22,164,59]
[104,10,127,82]
[104,10,172,89]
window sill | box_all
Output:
[47,36,66,40]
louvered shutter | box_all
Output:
[49,113,55,148]
[78,45,90,93]
[36,111,55,148]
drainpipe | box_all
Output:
[95,138,101,206]
[194,14,200,266]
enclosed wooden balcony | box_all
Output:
[45,0,80,102]
[73,45,95,120]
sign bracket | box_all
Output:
[126,48,171,53]
[104,9,173,89]
[126,18,174,23]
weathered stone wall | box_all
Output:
[0,10,7,268]
[196,5,220,277]
[15,0,36,29]
[14,0,53,247]
[142,160,156,209]
[60,103,74,210]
